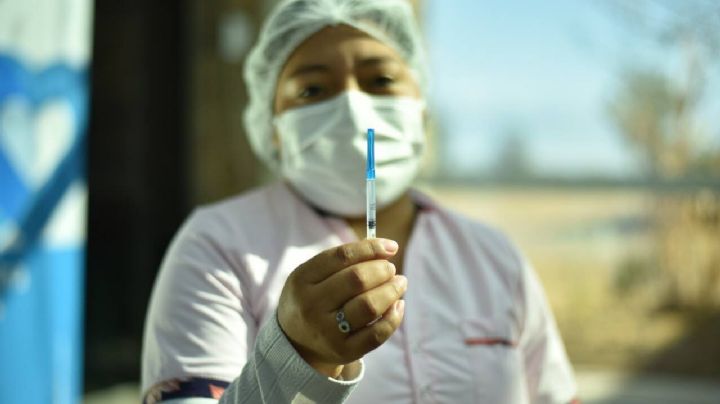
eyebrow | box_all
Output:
[289,56,400,78]
[358,56,400,68]
[289,64,330,78]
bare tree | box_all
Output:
[493,127,532,181]
[604,0,720,179]
[604,0,720,310]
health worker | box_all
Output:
[141,0,579,403]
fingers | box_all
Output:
[340,274,407,328]
[296,238,399,284]
[345,299,405,355]
[277,238,403,371]
[317,259,396,309]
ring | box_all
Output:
[336,309,351,333]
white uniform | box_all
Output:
[142,182,578,403]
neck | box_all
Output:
[345,192,416,244]
[284,180,417,249]
[345,192,416,274]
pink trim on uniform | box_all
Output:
[465,337,517,347]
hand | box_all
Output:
[277,238,408,378]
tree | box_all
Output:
[607,69,692,179]
[493,127,532,181]
[604,0,720,179]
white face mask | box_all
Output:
[273,91,425,217]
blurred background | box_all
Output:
[1,0,718,403]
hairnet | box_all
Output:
[243,0,427,170]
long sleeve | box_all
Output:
[141,206,364,404]
[220,313,363,403]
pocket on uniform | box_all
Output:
[460,317,518,347]
[460,317,528,403]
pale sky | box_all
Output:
[424,0,720,178]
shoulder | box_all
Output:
[447,208,520,265]
[191,183,281,225]
[417,189,522,260]
[414,189,526,283]
[161,182,291,267]
[182,182,289,240]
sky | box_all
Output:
[424,0,720,178]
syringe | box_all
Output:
[366,128,376,239]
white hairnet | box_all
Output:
[243,0,427,170]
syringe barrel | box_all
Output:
[366,179,376,239]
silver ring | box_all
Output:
[336,309,351,333]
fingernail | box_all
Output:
[388,262,397,275]
[381,239,398,253]
[395,275,407,289]
[396,299,405,316]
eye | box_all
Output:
[373,75,395,88]
[299,85,324,99]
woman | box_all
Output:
[141,0,578,403]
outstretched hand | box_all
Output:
[277,238,408,378]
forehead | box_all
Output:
[282,24,406,71]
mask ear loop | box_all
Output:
[269,117,283,166]
[271,144,281,164]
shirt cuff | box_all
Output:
[253,311,364,402]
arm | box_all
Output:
[219,312,363,403]
[143,212,402,403]
[142,211,361,403]
[144,313,362,404]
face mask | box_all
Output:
[273,91,425,217]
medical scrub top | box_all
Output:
[142,182,578,403]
